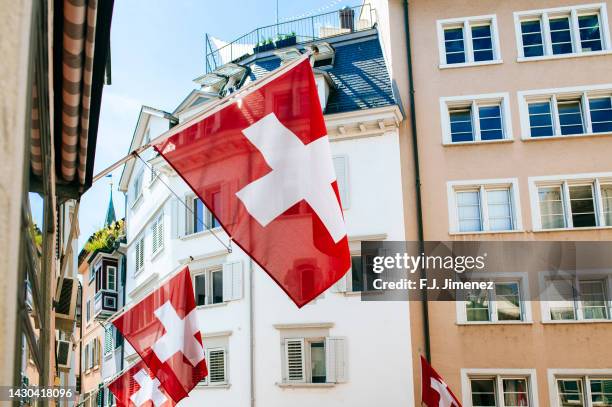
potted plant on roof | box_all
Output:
[275,31,297,48]
[254,38,275,53]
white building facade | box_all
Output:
[119,29,415,407]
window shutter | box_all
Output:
[151,221,158,254]
[222,262,243,301]
[222,264,232,302]
[171,198,179,239]
[284,338,305,383]
[104,326,113,355]
[208,349,226,384]
[333,156,349,208]
[158,215,164,250]
[325,337,347,383]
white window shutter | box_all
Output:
[222,263,233,302]
[158,215,164,250]
[151,221,158,254]
[325,337,347,383]
[333,156,348,208]
[231,261,243,300]
[208,349,226,384]
[284,338,305,383]
[171,198,179,239]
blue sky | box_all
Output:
[65,0,358,248]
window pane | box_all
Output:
[569,185,596,227]
[496,282,522,321]
[211,191,222,228]
[549,17,573,55]
[579,14,602,52]
[528,102,554,137]
[538,186,566,229]
[487,189,513,231]
[194,274,206,306]
[212,271,223,304]
[590,97,612,133]
[558,379,584,407]
[457,191,482,232]
[602,184,612,226]
[310,342,326,383]
[350,255,364,292]
[194,198,204,233]
[450,108,474,142]
[548,280,577,320]
[590,379,612,407]
[558,100,584,135]
[472,24,494,62]
[471,378,497,406]
[521,20,544,57]
[479,105,504,140]
[445,28,466,64]
[503,378,529,407]
[466,289,490,321]
[580,280,608,319]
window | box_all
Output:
[441,94,511,144]
[461,281,526,323]
[104,325,114,357]
[151,213,164,255]
[134,237,144,273]
[282,337,346,384]
[191,197,205,234]
[516,4,610,60]
[334,255,379,293]
[449,180,520,233]
[86,299,91,323]
[438,15,501,66]
[193,262,242,306]
[467,375,532,407]
[106,266,117,292]
[522,87,612,138]
[132,169,143,205]
[545,276,612,321]
[84,344,90,372]
[532,175,612,230]
[186,196,222,235]
[209,191,222,229]
[555,376,612,407]
[200,348,227,386]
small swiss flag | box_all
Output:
[112,267,207,403]
[154,57,351,307]
[108,360,175,407]
[421,356,462,407]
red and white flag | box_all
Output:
[112,267,207,403]
[154,57,351,307]
[108,360,175,407]
[421,356,462,407]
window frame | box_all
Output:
[519,85,612,139]
[461,369,538,407]
[106,265,117,292]
[131,169,144,208]
[437,14,503,68]
[199,347,228,386]
[447,179,523,234]
[529,173,612,231]
[456,273,533,325]
[548,371,612,407]
[192,266,224,307]
[514,3,612,62]
[441,93,513,145]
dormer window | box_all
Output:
[307,42,335,68]
[274,48,303,65]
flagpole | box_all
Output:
[92,52,311,184]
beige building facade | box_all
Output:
[372,0,612,405]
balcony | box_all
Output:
[205,4,375,73]
[94,289,119,319]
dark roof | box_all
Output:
[245,35,395,115]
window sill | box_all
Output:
[449,229,525,236]
[151,247,164,262]
[277,383,336,388]
[443,138,513,147]
[517,50,612,63]
[196,301,228,310]
[542,319,612,325]
[439,59,503,69]
[533,226,612,233]
[196,383,231,389]
[180,227,223,241]
[341,291,362,297]
[457,320,533,326]
[522,132,612,142]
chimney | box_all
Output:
[339,7,355,32]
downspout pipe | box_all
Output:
[402,0,430,363]
[250,259,255,407]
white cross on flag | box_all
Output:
[153,56,351,307]
[108,360,175,407]
[421,356,462,407]
[112,267,207,403]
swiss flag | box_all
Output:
[108,360,175,407]
[154,57,351,307]
[421,356,462,407]
[112,267,207,403]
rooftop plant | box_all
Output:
[84,219,125,254]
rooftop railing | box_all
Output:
[205,4,375,73]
